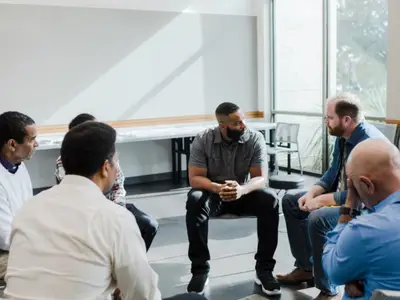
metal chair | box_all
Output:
[371,122,399,145]
[267,122,305,194]
[266,122,303,175]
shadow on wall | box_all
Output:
[0,4,183,123]
[0,4,257,124]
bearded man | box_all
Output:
[276,93,386,300]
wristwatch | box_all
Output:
[339,206,361,217]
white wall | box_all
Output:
[387,0,400,120]
[0,1,268,188]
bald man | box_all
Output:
[277,93,386,300]
[323,139,400,299]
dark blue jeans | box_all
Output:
[282,192,339,295]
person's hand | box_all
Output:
[304,196,324,212]
[219,180,243,201]
[346,178,361,209]
[298,193,313,211]
[212,183,227,194]
[345,280,364,298]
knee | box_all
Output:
[136,214,159,235]
[146,217,159,235]
[186,189,209,212]
[308,207,333,233]
[251,189,279,210]
[282,192,302,215]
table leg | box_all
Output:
[177,138,183,182]
[171,138,178,184]
[183,137,193,185]
[268,129,276,174]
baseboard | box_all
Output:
[278,167,321,177]
[124,170,187,185]
[33,171,188,195]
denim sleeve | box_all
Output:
[332,191,347,205]
[315,138,341,192]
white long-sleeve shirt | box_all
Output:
[5,175,161,300]
[0,162,32,250]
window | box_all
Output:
[335,0,388,117]
[274,115,323,174]
[274,0,324,113]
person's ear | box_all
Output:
[359,176,375,195]
[6,139,17,152]
[100,160,110,178]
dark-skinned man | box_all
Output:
[185,102,280,296]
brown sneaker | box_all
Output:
[276,268,314,285]
[314,291,341,300]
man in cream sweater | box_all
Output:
[0,111,37,279]
[5,121,206,300]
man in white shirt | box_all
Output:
[5,121,206,300]
[0,111,37,279]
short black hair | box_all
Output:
[68,113,96,130]
[333,93,363,122]
[61,121,116,178]
[0,111,35,147]
[215,102,240,116]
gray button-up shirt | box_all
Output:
[189,127,267,185]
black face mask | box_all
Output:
[226,127,243,142]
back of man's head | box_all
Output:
[68,113,96,130]
[347,138,400,207]
[330,92,364,123]
[61,121,116,179]
[0,111,35,148]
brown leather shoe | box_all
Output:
[314,291,341,300]
[276,268,314,285]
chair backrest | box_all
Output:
[371,290,400,300]
[372,122,398,144]
[274,122,300,145]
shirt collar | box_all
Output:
[0,156,20,174]
[371,190,400,213]
[60,175,104,195]
[346,122,365,145]
[213,127,250,144]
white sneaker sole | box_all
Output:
[187,278,209,295]
[255,277,281,296]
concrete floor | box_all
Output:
[127,174,324,300]
[1,174,326,300]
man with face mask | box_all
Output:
[276,93,386,300]
[323,138,400,299]
[185,102,280,296]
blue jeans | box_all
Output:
[282,192,339,295]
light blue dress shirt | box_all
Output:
[322,190,400,300]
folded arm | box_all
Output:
[322,222,366,285]
[241,132,267,195]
